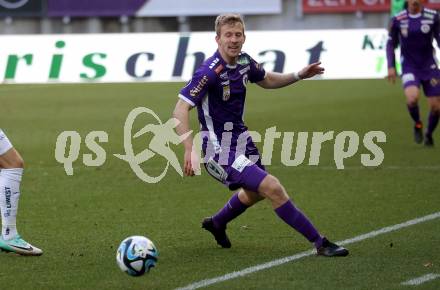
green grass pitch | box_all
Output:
[0,79,439,289]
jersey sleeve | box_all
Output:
[386,17,399,69]
[433,13,440,49]
[248,56,266,83]
[178,67,215,107]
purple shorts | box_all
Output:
[401,67,440,97]
[204,151,268,193]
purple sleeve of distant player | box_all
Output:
[248,56,266,83]
[433,13,440,48]
[178,67,215,106]
[386,17,399,69]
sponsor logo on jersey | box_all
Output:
[424,7,436,14]
[220,71,228,80]
[421,24,430,33]
[421,19,434,24]
[423,13,434,19]
[400,27,408,37]
[242,74,249,87]
[209,58,219,69]
[190,75,208,97]
[231,154,252,173]
[237,55,250,65]
[239,65,250,75]
[214,64,224,74]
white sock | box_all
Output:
[0,168,23,240]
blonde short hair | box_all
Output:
[214,13,245,36]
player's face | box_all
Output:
[407,0,422,13]
[216,22,245,64]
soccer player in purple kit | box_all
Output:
[386,0,440,146]
[173,13,348,257]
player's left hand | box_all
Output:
[298,62,325,79]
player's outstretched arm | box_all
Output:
[386,18,398,84]
[173,99,197,176]
[387,67,397,84]
[297,61,325,80]
[257,62,324,89]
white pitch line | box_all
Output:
[176,211,440,290]
[401,273,440,286]
[269,165,440,171]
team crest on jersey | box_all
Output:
[430,78,439,87]
[421,24,430,33]
[222,85,231,101]
[221,80,231,101]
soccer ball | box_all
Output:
[116,235,158,276]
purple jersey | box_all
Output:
[386,7,440,73]
[179,50,266,164]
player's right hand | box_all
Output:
[183,149,200,176]
[387,67,397,84]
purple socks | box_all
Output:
[407,104,421,123]
[427,110,440,136]
[275,200,323,249]
[212,195,324,249]
[212,192,248,228]
[407,104,439,137]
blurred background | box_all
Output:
[2,0,439,34]
[2,0,430,83]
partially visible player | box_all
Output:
[173,14,348,257]
[0,129,42,255]
[386,0,440,146]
